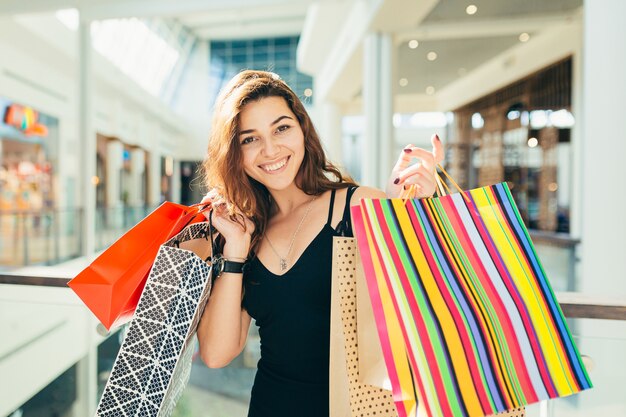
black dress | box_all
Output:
[242,187,357,417]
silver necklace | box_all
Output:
[265,196,317,271]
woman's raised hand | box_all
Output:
[201,189,254,257]
[386,134,445,199]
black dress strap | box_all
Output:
[326,189,337,225]
[335,186,358,237]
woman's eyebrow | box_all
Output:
[270,115,293,125]
[239,115,294,136]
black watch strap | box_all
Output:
[222,259,246,274]
[212,254,247,277]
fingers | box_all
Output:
[395,134,444,170]
[393,143,435,171]
[398,165,436,193]
[201,188,228,208]
[399,164,431,183]
[393,143,415,171]
[431,134,445,165]
[200,189,256,235]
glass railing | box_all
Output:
[530,230,580,292]
[3,269,623,417]
[94,205,159,252]
[0,205,158,269]
[0,208,82,268]
[525,318,626,417]
[0,237,626,417]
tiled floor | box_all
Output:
[174,384,249,417]
[173,357,256,417]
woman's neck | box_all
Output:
[267,182,314,219]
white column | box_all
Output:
[71,328,97,417]
[362,32,394,189]
[78,15,96,259]
[580,0,626,296]
[106,140,123,209]
[171,157,181,204]
[129,148,145,206]
[149,149,162,206]
[76,12,97,416]
[317,100,343,166]
[570,26,584,240]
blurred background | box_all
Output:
[0,0,624,416]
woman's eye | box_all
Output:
[241,136,256,145]
[276,125,291,134]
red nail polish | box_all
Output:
[403,148,412,153]
[393,178,400,184]
[435,134,440,141]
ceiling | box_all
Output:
[424,0,583,21]
[396,35,522,95]
[173,0,312,40]
[394,0,583,98]
[0,0,585,103]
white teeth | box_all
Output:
[261,157,287,172]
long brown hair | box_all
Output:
[202,70,356,252]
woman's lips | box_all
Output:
[260,156,289,173]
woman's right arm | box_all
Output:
[196,264,252,368]
[196,191,254,368]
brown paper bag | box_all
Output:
[330,237,399,417]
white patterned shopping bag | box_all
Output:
[96,222,214,417]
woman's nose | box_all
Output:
[261,137,280,157]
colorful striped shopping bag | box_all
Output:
[351,167,592,417]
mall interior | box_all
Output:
[0,0,624,416]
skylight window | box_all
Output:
[56,10,183,98]
[92,19,179,96]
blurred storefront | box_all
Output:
[449,58,573,234]
[0,98,58,214]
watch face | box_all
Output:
[213,255,224,274]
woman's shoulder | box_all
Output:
[349,185,386,205]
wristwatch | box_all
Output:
[212,254,247,277]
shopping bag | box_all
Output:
[355,251,395,389]
[330,236,417,417]
[96,221,214,417]
[68,201,210,330]
[351,167,591,417]
[352,234,526,417]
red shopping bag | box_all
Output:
[68,202,210,330]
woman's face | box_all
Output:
[238,96,305,192]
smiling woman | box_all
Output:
[195,70,443,417]
[239,98,306,191]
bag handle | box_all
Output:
[400,164,471,204]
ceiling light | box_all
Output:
[304,88,313,97]
[530,110,548,129]
[519,32,530,42]
[410,112,448,128]
[427,51,438,61]
[550,109,575,128]
[399,78,409,87]
[408,40,419,49]
[527,137,538,148]
[471,112,484,129]
[466,5,478,15]
[425,86,435,95]
[393,114,402,128]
